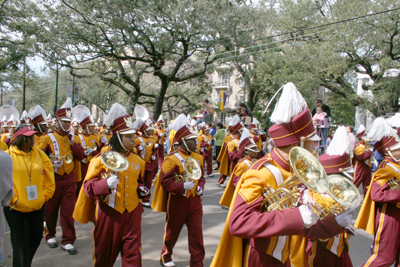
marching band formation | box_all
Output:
[0,82,400,267]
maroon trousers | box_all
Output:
[158,145,165,167]
[202,149,212,175]
[92,201,142,267]
[307,241,352,267]
[161,194,204,267]
[45,171,76,245]
[143,161,158,203]
[243,245,291,267]
[353,162,372,196]
[76,162,89,199]
[362,203,400,267]
[218,174,228,184]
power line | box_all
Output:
[223,6,400,50]
[214,12,397,58]
[218,19,400,61]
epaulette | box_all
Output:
[250,154,272,171]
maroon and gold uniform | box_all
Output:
[353,141,373,196]
[198,131,213,175]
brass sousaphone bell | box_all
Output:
[174,157,202,182]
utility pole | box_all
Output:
[72,75,75,104]
[22,57,26,110]
[54,63,59,114]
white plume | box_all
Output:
[60,97,73,109]
[190,119,197,126]
[270,82,307,124]
[367,117,397,142]
[186,114,191,123]
[169,114,189,132]
[1,115,6,122]
[8,114,15,123]
[47,114,52,120]
[229,115,240,126]
[103,103,128,127]
[326,126,351,156]
[74,108,91,123]
[20,110,28,121]
[386,113,400,128]
[133,118,144,130]
[356,124,366,135]
[157,114,164,122]
[226,116,232,125]
[252,118,260,125]
[28,105,47,119]
[239,128,251,145]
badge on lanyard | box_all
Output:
[26,185,38,201]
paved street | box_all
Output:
[1,169,379,267]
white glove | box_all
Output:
[151,155,156,161]
[299,205,319,229]
[196,186,203,196]
[107,175,119,190]
[335,208,355,228]
[258,131,263,135]
[139,186,150,197]
[101,135,108,144]
[160,133,164,137]
[138,145,144,151]
[183,181,195,190]
[52,161,63,168]
[84,148,93,156]
[154,143,159,149]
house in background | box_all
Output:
[209,66,245,125]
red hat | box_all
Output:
[80,116,95,128]
[316,98,323,103]
[356,125,366,140]
[374,136,399,154]
[269,108,318,147]
[56,98,73,121]
[368,118,400,154]
[230,122,243,134]
[239,128,259,152]
[319,153,352,174]
[170,114,197,143]
[110,115,136,135]
[202,125,210,131]
[10,126,37,144]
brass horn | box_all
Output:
[174,157,202,182]
[84,143,98,153]
[49,153,73,164]
[261,147,329,212]
[100,150,129,178]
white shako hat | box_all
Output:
[319,126,354,175]
[72,105,94,132]
[268,82,320,147]
[356,124,366,139]
[20,110,31,125]
[28,105,48,130]
[169,114,198,144]
[229,114,243,134]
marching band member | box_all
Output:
[4,125,55,266]
[211,83,345,267]
[0,106,20,146]
[198,124,213,177]
[135,118,159,208]
[155,115,167,167]
[73,106,100,198]
[220,128,259,208]
[216,117,234,186]
[73,102,148,267]
[19,110,31,126]
[226,115,244,176]
[168,120,177,153]
[28,105,49,148]
[249,118,267,159]
[308,126,357,267]
[355,117,400,267]
[153,114,205,267]
[36,98,84,254]
[353,125,373,196]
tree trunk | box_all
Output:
[247,85,257,112]
[153,77,169,120]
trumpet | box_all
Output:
[49,153,73,164]
[174,157,202,182]
[388,178,400,190]
[84,143,98,152]
[145,140,153,147]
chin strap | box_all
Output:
[37,124,42,133]
[341,171,354,181]
[183,139,190,152]
[388,150,400,163]
[57,118,67,132]
[117,133,129,152]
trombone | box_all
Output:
[49,153,73,164]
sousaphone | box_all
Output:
[134,106,149,121]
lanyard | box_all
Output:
[21,151,33,186]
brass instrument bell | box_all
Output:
[174,157,202,182]
[100,150,129,177]
[49,153,73,164]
